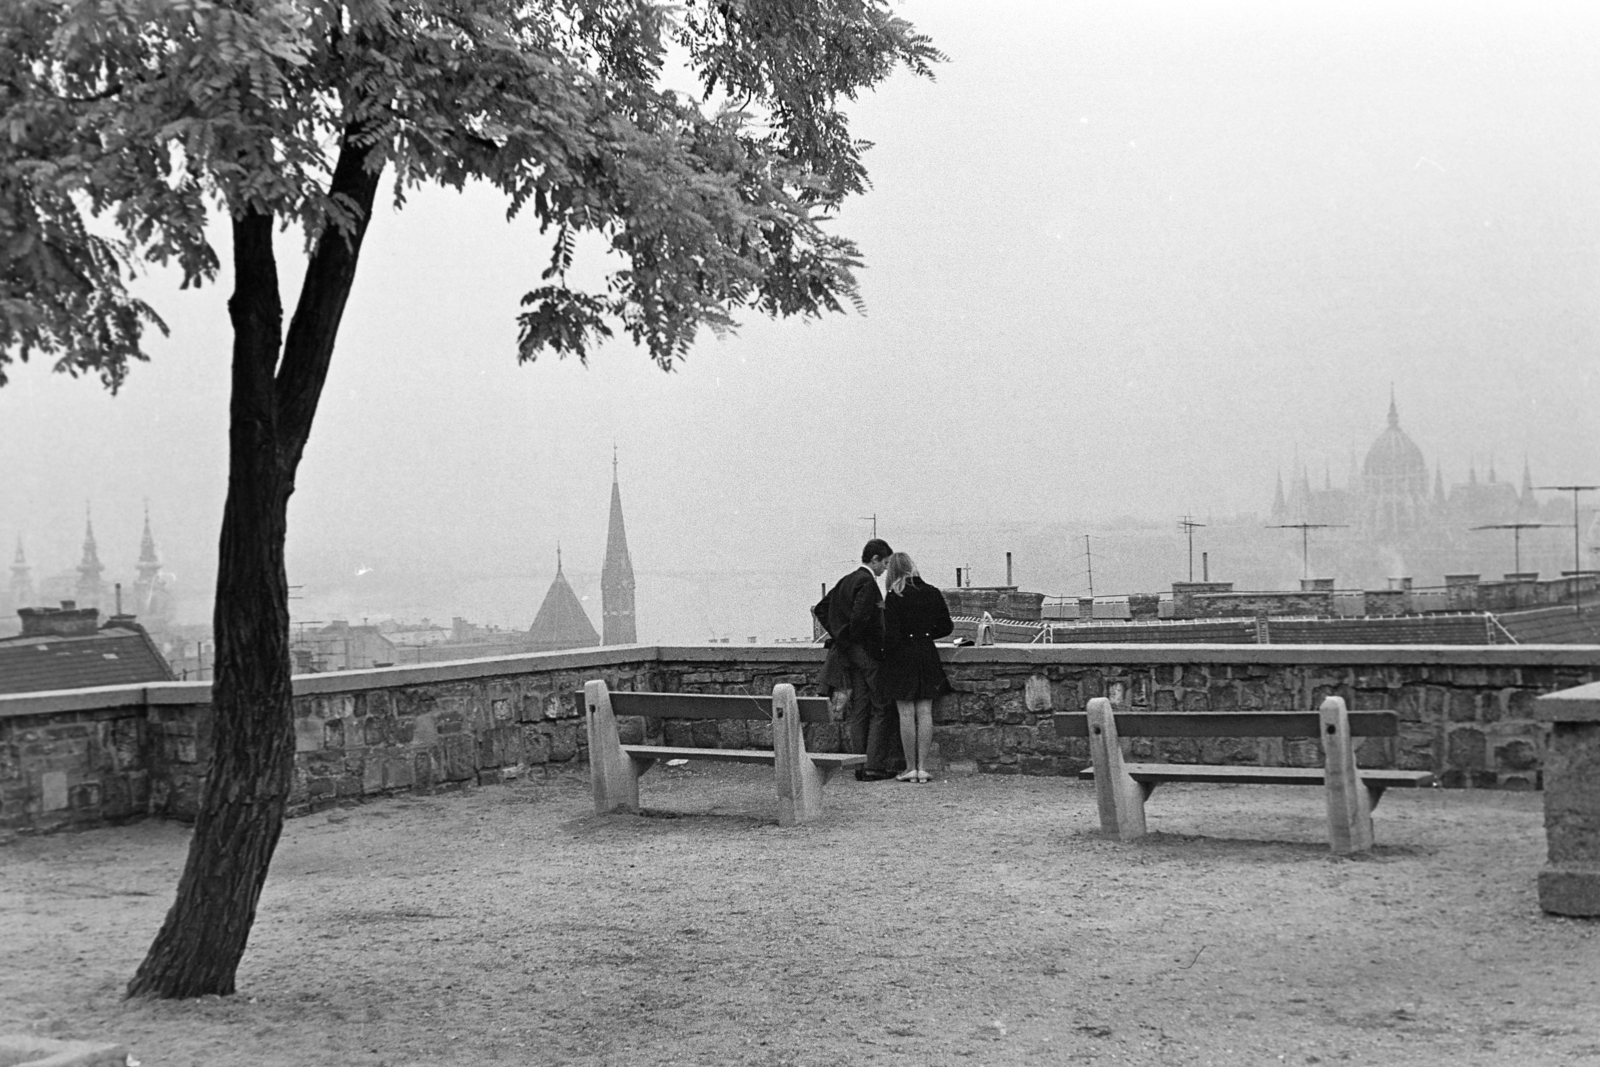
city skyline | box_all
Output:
[3,0,1596,642]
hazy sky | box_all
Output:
[3,0,1597,640]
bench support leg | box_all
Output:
[585,680,641,815]
[1321,696,1374,854]
[1088,697,1147,842]
[1365,784,1387,810]
[773,683,825,827]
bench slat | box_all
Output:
[620,745,865,767]
[1054,710,1399,739]
[591,691,832,724]
[1080,763,1434,787]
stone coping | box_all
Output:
[1535,680,1600,722]
[2,641,1596,721]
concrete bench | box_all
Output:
[583,680,865,827]
[1054,696,1433,854]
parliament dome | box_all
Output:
[1362,397,1428,496]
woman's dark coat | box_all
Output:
[875,576,954,703]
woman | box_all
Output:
[875,551,953,782]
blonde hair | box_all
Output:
[885,552,919,597]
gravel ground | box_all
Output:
[1,764,1597,1066]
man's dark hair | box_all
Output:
[861,538,893,563]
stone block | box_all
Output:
[521,727,550,765]
[716,718,749,748]
[1538,864,1600,917]
[690,719,721,749]
[1447,727,1487,771]
[385,757,415,790]
[1024,674,1053,712]
[547,725,578,762]
[412,714,438,745]
[1356,735,1394,767]
[294,713,324,755]
[362,757,384,794]
[40,770,68,812]
[69,781,102,811]
[441,735,476,781]
[1152,689,1176,713]
[1495,738,1540,772]
[1180,689,1211,713]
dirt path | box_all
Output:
[1,766,1596,1066]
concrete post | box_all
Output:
[1534,681,1600,916]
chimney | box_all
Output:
[1005,552,1013,587]
[19,602,101,637]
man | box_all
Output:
[817,538,900,780]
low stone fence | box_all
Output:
[3,643,1596,834]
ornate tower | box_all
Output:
[8,537,34,615]
[75,511,106,610]
[601,452,637,644]
[132,505,174,624]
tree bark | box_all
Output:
[128,132,382,999]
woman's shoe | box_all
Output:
[914,771,932,783]
[895,769,918,782]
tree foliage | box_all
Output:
[2,0,940,382]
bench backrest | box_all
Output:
[580,690,832,725]
[1053,710,1399,739]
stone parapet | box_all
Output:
[1534,681,1600,916]
[2,643,1597,834]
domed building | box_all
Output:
[1361,395,1431,539]
[1269,395,1573,587]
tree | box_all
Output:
[1,0,937,998]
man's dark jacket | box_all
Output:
[816,566,883,658]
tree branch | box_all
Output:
[273,123,384,472]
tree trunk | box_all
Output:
[128,134,382,998]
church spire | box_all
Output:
[1387,385,1399,428]
[76,507,105,610]
[601,454,637,644]
[8,535,34,614]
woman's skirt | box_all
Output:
[875,639,950,704]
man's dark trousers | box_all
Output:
[842,645,904,773]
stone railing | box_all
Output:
[3,642,1597,834]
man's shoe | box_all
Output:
[854,768,893,782]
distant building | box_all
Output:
[527,549,600,652]
[1269,395,1577,585]
[291,620,398,673]
[0,601,174,695]
[601,456,638,644]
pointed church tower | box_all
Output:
[8,537,34,614]
[527,546,600,652]
[132,505,173,623]
[1520,458,1537,513]
[1271,471,1287,523]
[601,451,637,644]
[76,510,105,610]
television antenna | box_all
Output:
[1470,522,1555,577]
[1267,523,1348,580]
[1178,515,1207,582]
[1536,484,1598,615]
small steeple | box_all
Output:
[601,453,638,645]
[76,506,105,610]
[1487,451,1498,484]
[1271,470,1287,521]
[1387,385,1399,428]
[8,535,34,613]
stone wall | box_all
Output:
[4,643,1597,834]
